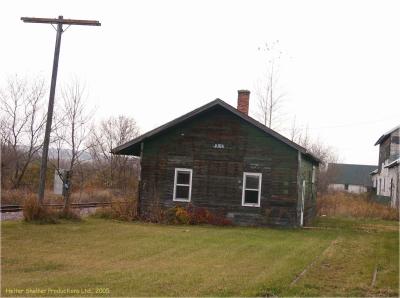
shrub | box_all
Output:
[317,192,399,221]
[187,206,211,224]
[92,198,138,221]
[57,208,81,221]
[164,206,190,224]
[92,207,114,220]
[23,195,59,224]
[163,205,232,226]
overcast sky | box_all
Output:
[1,0,399,165]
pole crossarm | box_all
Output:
[21,15,100,204]
[21,17,101,26]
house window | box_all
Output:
[173,168,193,202]
[242,172,262,207]
[344,184,349,190]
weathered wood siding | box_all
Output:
[140,106,309,227]
[379,137,392,172]
[298,155,317,225]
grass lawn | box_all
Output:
[1,217,398,297]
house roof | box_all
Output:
[111,98,320,163]
[369,169,378,175]
[385,158,400,169]
[327,163,377,187]
[374,124,400,145]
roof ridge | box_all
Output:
[329,162,377,167]
[111,98,320,163]
[374,124,400,145]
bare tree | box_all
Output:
[89,115,140,191]
[53,80,93,210]
[0,76,46,189]
[297,125,310,149]
[286,115,339,193]
[308,139,340,193]
[256,40,286,129]
[295,125,339,193]
[289,116,302,142]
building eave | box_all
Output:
[384,158,400,169]
[369,169,378,175]
[111,98,320,163]
[374,124,400,145]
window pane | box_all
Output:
[177,171,190,184]
[246,175,259,189]
[176,185,190,199]
[244,190,259,204]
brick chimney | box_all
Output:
[237,90,250,115]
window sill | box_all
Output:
[242,204,260,208]
[173,198,191,202]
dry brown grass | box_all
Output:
[93,197,138,221]
[22,195,81,223]
[317,192,399,221]
[1,188,134,205]
[22,195,59,223]
[2,189,33,205]
[71,189,114,203]
[1,189,64,205]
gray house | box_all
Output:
[327,163,377,193]
[370,125,400,207]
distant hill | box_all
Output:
[15,145,93,162]
[48,147,92,161]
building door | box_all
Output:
[300,180,306,227]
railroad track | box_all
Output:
[1,202,111,213]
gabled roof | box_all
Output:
[374,124,400,145]
[385,158,400,169]
[327,163,377,187]
[111,98,320,162]
[369,169,378,175]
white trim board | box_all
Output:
[242,172,262,207]
[173,168,193,202]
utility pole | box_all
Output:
[21,16,101,204]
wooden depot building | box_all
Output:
[112,90,320,227]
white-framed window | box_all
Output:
[242,172,262,207]
[173,168,193,202]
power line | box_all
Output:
[21,15,101,204]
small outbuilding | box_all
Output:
[112,90,320,227]
[326,163,377,193]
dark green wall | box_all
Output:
[140,106,314,227]
[298,155,318,225]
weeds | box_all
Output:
[23,195,81,223]
[92,198,137,221]
[2,188,130,205]
[162,205,232,226]
[317,192,399,221]
[57,209,81,221]
[22,195,59,224]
